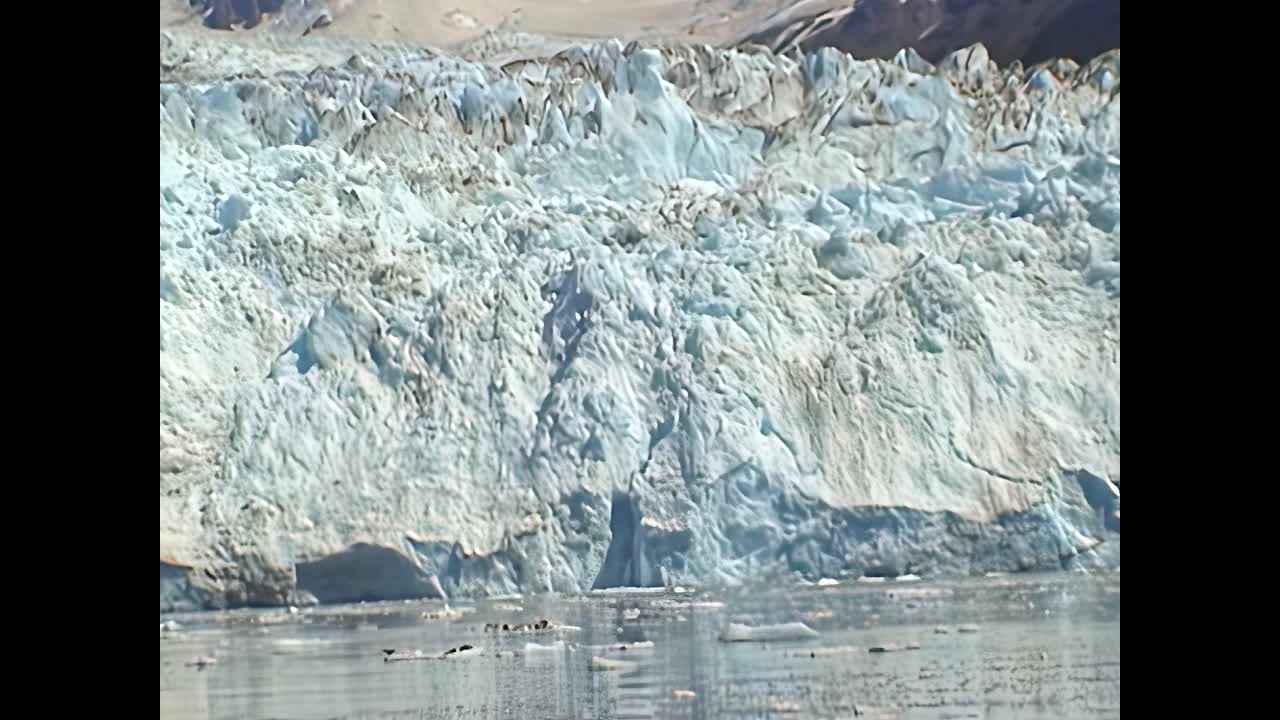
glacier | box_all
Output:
[160,29,1119,611]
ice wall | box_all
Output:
[160,30,1119,611]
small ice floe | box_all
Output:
[590,641,655,654]
[523,641,566,654]
[421,607,465,621]
[483,618,579,633]
[439,644,480,658]
[590,586,668,596]
[719,622,818,643]
[382,644,481,662]
[590,656,638,672]
[868,641,921,653]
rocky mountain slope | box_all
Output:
[169,0,1119,68]
[159,27,1119,611]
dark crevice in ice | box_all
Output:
[295,543,447,604]
[592,492,663,589]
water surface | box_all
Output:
[160,571,1119,719]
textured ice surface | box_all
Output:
[159,30,1120,611]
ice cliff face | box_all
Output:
[159,30,1119,612]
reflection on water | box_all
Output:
[160,571,1119,720]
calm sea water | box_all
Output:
[160,571,1119,720]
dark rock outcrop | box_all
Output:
[731,0,1119,66]
[189,0,287,31]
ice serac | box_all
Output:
[159,29,1120,611]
